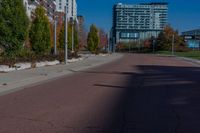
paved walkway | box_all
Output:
[0,54,123,96]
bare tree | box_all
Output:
[99,28,108,50]
[77,16,87,49]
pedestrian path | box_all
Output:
[0,54,123,96]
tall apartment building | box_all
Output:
[23,0,56,21]
[55,0,77,20]
[112,2,168,44]
[23,0,77,22]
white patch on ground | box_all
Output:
[0,65,16,72]
[0,54,110,73]
[15,63,32,70]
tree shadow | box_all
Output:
[82,65,200,133]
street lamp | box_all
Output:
[107,31,110,53]
[54,15,58,55]
[72,19,74,53]
[64,5,68,64]
[172,34,175,55]
[151,36,156,53]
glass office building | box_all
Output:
[112,2,168,45]
[182,29,200,49]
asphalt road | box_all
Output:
[0,54,200,133]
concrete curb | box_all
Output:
[0,54,123,96]
[176,57,200,66]
[156,53,200,66]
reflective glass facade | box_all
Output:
[112,2,168,44]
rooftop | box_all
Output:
[116,2,168,6]
[182,29,200,36]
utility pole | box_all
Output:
[153,39,155,54]
[199,41,200,51]
[152,37,155,54]
[64,6,68,64]
[172,34,175,55]
[107,32,110,53]
[139,39,141,53]
[72,19,74,52]
[113,37,116,53]
[54,16,57,55]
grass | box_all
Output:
[156,51,200,60]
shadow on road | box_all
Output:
[83,65,200,133]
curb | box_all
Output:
[0,54,123,96]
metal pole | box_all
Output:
[199,41,200,51]
[139,39,141,53]
[54,18,57,55]
[153,39,155,54]
[64,6,68,64]
[113,37,115,53]
[72,20,74,52]
[107,32,110,53]
[172,34,175,55]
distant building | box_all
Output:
[55,0,77,21]
[23,0,56,22]
[23,0,36,20]
[23,0,77,22]
[77,15,84,26]
[77,15,87,48]
[182,29,200,49]
[112,2,168,46]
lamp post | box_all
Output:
[54,15,58,55]
[64,6,68,64]
[107,32,110,53]
[152,36,155,54]
[72,19,74,52]
[113,37,116,53]
[153,39,155,54]
[172,34,175,55]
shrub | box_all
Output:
[87,24,100,54]
[29,6,51,55]
[0,0,29,56]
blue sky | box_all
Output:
[77,0,200,33]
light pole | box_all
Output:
[72,19,74,52]
[172,34,175,55]
[138,39,141,53]
[107,32,110,53]
[54,15,57,55]
[113,37,116,53]
[64,6,68,64]
[152,36,155,54]
[153,39,155,53]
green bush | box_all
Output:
[0,0,29,56]
[87,24,100,54]
[58,21,79,52]
[29,6,51,55]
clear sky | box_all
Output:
[77,0,200,33]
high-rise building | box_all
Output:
[23,0,56,22]
[55,0,77,20]
[112,2,168,44]
[23,0,77,22]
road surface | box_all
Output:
[0,54,200,133]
